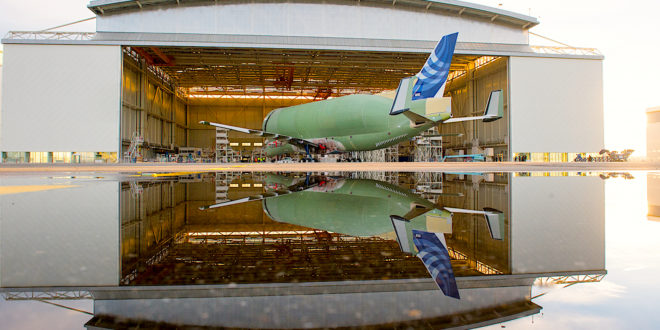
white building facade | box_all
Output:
[0,0,604,162]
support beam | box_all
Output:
[150,47,176,66]
[132,47,155,65]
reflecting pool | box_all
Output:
[0,171,657,329]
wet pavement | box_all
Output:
[0,171,658,329]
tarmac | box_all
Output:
[0,161,659,174]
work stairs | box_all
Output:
[123,132,144,162]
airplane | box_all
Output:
[199,32,504,160]
[200,173,506,298]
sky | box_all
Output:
[0,0,658,156]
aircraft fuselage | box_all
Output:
[262,94,451,157]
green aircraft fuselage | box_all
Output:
[262,94,451,157]
[263,178,451,237]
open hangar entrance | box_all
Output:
[121,45,508,162]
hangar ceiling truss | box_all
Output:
[127,46,480,98]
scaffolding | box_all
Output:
[414,127,443,162]
[215,128,240,163]
[384,145,399,162]
[352,148,385,162]
[214,172,237,202]
[414,172,445,201]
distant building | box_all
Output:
[647,106,660,161]
[649,173,660,222]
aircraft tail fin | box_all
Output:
[389,32,459,114]
[412,32,459,101]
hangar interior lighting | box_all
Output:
[187,94,319,100]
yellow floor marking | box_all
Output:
[0,185,79,195]
[231,165,247,168]
[209,168,231,171]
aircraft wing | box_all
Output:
[199,121,319,149]
[199,190,290,210]
[200,175,323,210]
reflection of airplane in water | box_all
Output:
[0,172,607,329]
[201,174,505,299]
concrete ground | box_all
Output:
[0,161,659,174]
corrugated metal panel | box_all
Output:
[88,0,538,28]
[93,2,529,45]
[443,58,508,153]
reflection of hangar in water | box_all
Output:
[0,0,603,163]
[1,173,606,328]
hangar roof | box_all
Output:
[87,0,539,29]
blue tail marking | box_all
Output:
[412,32,458,101]
[412,229,460,299]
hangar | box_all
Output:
[0,0,604,163]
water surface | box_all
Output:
[0,171,656,329]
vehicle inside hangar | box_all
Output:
[121,45,508,163]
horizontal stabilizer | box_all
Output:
[483,207,505,240]
[442,90,503,123]
[444,207,504,240]
[483,89,504,122]
[403,111,433,125]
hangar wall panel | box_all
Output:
[96,2,528,45]
[187,98,307,149]
[511,176,605,274]
[509,57,604,153]
[445,180,510,273]
[0,44,121,152]
[121,54,187,157]
[443,58,509,157]
[122,61,141,142]
[121,182,187,276]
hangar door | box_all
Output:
[509,57,604,154]
[1,44,121,154]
